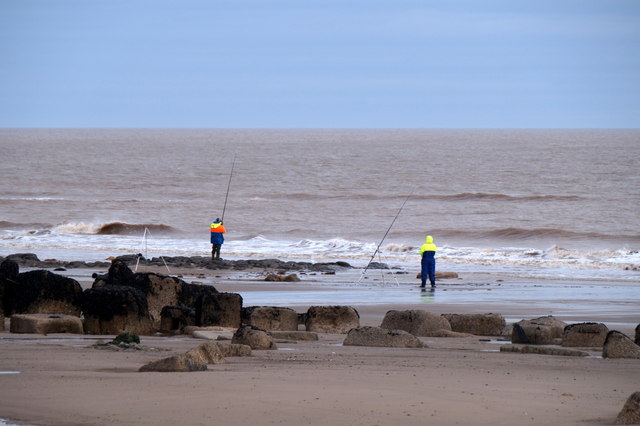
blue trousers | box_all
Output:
[421,259,436,287]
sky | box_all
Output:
[1,0,639,128]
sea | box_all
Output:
[1,128,639,282]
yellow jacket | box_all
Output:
[419,235,437,256]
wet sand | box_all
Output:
[0,265,638,425]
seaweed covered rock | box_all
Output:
[561,322,609,347]
[232,325,276,350]
[93,260,188,328]
[343,326,425,348]
[242,306,299,331]
[304,305,360,334]
[196,292,243,328]
[381,310,451,337]
[511,316,567,345]
[442,313,505,336]
[82,285,153,335]
[0,259,19,316]
[10,270,83,316]
[160,305,196,333]
[178,283,219,309]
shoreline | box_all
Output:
[0,255,639,425]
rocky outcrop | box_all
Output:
[343,326,425,348]
[139,355,207,372]
[242,306,299,331]
[231,325,276,350]
[82,285,154,335]
[617,392,640,425]
[196,292,243,328]
[10,313,84,334]
[304,305,360,334]
[602,331,640,359]
[0,259,19,316]
[442,313,505,336]
[500,345,589,357]
[380,310,451,337]
[561,322,609,347]
[511,316,567,345]
[264,273,301,282]
[635,323,640,346]
[160,306,196,333]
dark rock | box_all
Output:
[511,316,567,345]
[160,306,196,333]
[381,310,451,337]
[561,322,609,347]
[442,313,505,336]
[343,326,425,348]
[305,305,360,334]
[82,285,153,335]
[11,270,83,316]
[242,306,299,331]
[196,292,243,328]
[5,253,40,266]
[178,283,219,309]
[232,325,276,350]
[0,259,19,315]
[602,330,640,359]
[635,323,640,346]
[616,392,640,425]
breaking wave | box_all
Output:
[437,227,640,243]
[53,222,177,236]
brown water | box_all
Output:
[1,129,639,277]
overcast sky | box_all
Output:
[1,0,638,128]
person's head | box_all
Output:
[426,235,433,243]
[215,218,221,223]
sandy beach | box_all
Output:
[0,264,639,426]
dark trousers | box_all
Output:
[421,259,436,287]
[212,244,222,259]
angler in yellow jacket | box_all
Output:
[419,235,437,288]
[210,218,226,260]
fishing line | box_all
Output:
[221,154,236,222]
[357,193,412,283]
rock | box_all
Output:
[211,342,252,357]
[602,331,640,359]
[500,345,589,357]
[304,305,360,334]
[242,306,299,331]
[616,392,640,425]
[93,261,187,328]
[10,313,84,334]
[442,313,506,336]
[635,324,640,346]
[380,310,451,337]
[10,270,83,316]
[4,253,40,266]
[343,326,425,348]
[269,331,319,341]
[264,273,301,282]
[178,283,219,311]
[160,306,196,333]
[82,285,154,335]
[184,341,226,365]
[511,316,567,345]
[231,325,277,350]
[139,355,207,372]
[561,322,609,347]
[196,292,243,328]
[0,259,19,316]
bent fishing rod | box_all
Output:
[360,193,413,277]
[221,155,236,222]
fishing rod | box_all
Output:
[360,193,413,278]
[221,155,236,222]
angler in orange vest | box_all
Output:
[210,218,226,260]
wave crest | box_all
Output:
[53,222,176,235]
